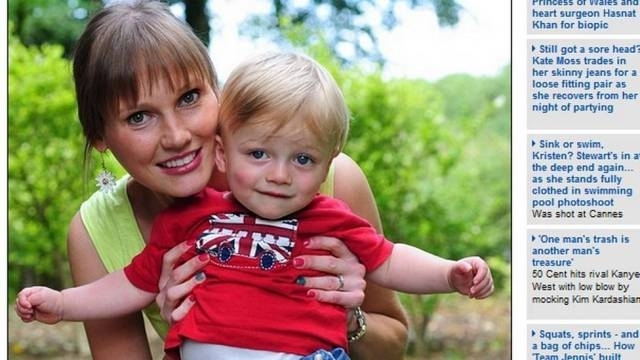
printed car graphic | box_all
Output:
[196,213,298,270]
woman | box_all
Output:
[66,1,408,359]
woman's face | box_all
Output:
[97,75,219,198]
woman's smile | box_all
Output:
[159,149,199,168]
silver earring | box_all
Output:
[95,152,116,193]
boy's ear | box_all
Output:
[319,155,337,183]
[214,135,226,173]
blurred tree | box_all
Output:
[8,26,87,296]
[9,0,100,57]
[434,66,511,284]
[10,0,462,63]
[321,56,510,355]
[182,0,209,44]
[166,0,463,60]
[241,0,462,64]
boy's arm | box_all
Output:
[367,244,494,298]
[61,269,156,320]
[368,244,455,294]
[17,270,156,324]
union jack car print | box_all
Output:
[195,213,298,270]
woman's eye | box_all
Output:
[180,90,200,106]
[127,112,148,126]
[295,154,313,165]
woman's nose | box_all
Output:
[161,116,192,149]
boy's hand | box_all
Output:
[448,256,494,299]
[15,286,64,324]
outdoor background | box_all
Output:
[8,0,512,358]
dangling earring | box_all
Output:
[95,151,116,193]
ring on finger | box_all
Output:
[336,274,345,291]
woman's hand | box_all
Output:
[292,236,366,309]
[156,241,208,324]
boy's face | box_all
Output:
[216,116,333,220]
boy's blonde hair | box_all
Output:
[219,52,349,157]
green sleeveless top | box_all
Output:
[79,163,336,339]
[80,175,169,338]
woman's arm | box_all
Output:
[332,153,409,360]
[67,212,154,360]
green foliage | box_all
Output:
[433,66,511,265]
[343,71,450,250]
[9,0,99,57]
[10,0,462,65]
[8,28,86,297]
[330,57,510,355]
[338,65,512,275]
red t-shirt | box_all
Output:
[124,188,393,356]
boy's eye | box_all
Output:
[250,150,266,159]
[295,154,313,165]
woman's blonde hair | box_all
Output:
[219,52,349,157]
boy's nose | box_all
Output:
[266,162,291,184]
